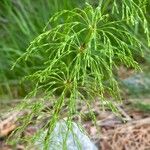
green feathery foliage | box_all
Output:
[12,0,150,148]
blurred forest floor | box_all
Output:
[0,98,150,150]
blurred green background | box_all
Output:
[0,0,150,100]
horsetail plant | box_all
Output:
[12,1,150,149]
